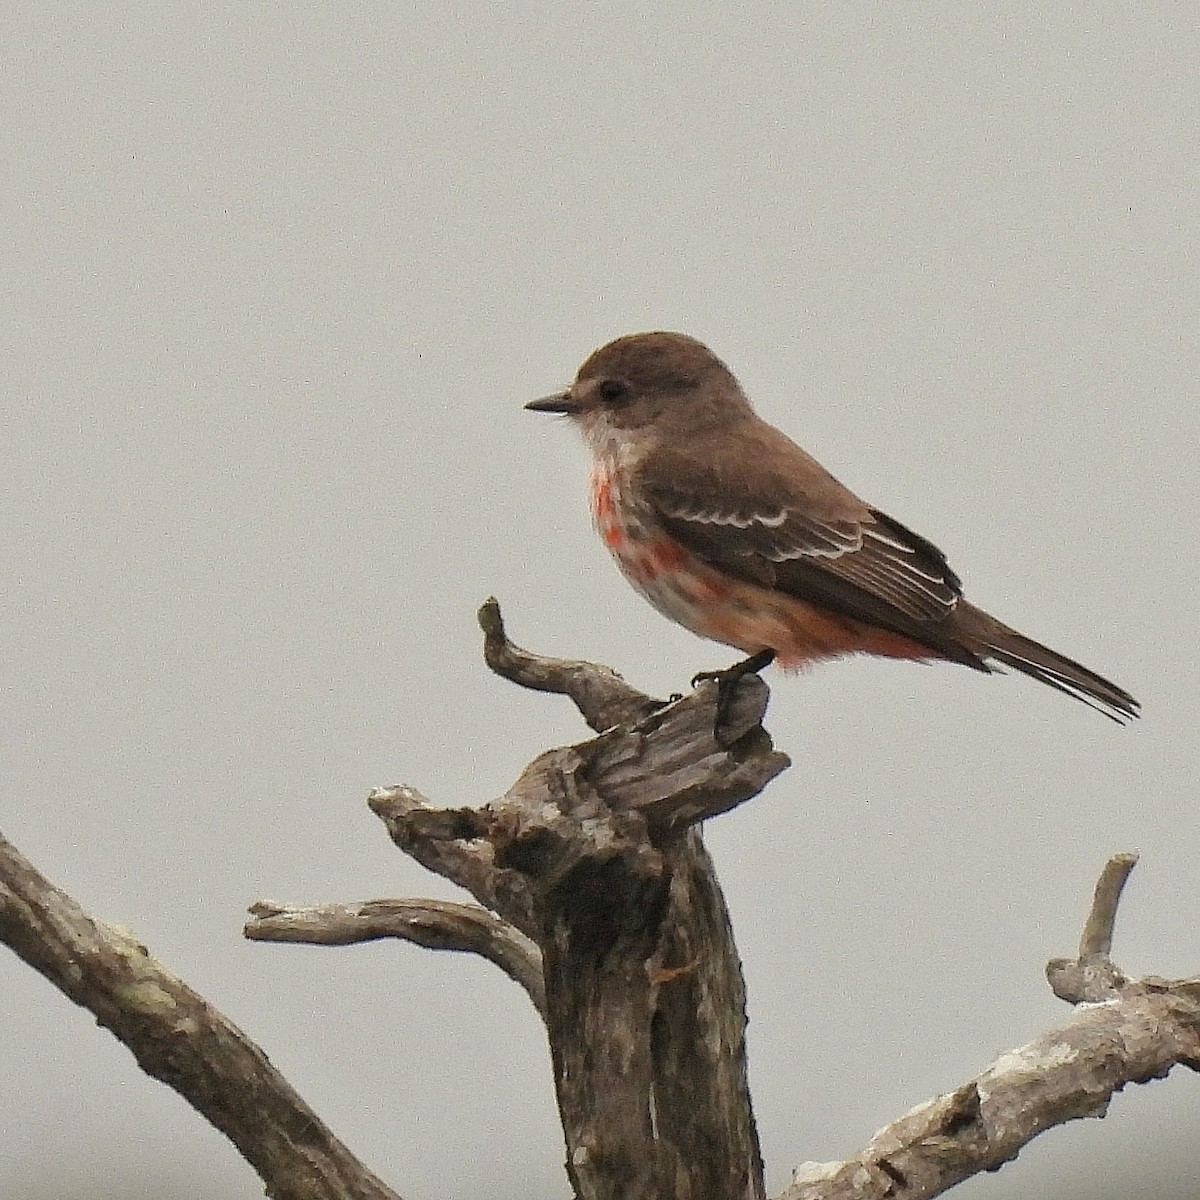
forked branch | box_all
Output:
[784,853,1200,1200]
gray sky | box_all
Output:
[2,6,1197,1199]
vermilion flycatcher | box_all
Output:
[527,331,1139,722]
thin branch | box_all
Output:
[0,831,402,1200]
[478,596,665,732]
[245,898,546,1018]
[784,989,1200,1200]
[1078,851,1139,958]
[368,785,540,940]
[1046,851,1140,1004]
[780,854,1200,1200]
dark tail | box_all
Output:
[954,603,1140,723]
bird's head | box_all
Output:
[526,332,753,452]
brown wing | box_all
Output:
[638,429,987,669]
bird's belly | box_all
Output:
[591,466,790,653]
[590,464,941,666]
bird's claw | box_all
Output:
[692,649,776,740]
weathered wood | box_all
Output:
[784,854,1200,1200]
[479,596,662,732]
[247,897,546,1017]
[0,833,402,1200]
[369,657,787,1200]
[4,603,1199,1200]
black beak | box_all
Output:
[525,390,577,414]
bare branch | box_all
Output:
[781,855,1200,1200]
[369,784,540,940]
[332,609,789,1198]
[245,898,546,1017]
[0,831,402,1200]
[1078,851,1139,958]
[364,613,790,1200]
[8,576,1193,1200]
[783,986,1200,1200]
[478,596,664,731]
[1047,851,1140,1004]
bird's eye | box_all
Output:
[598,379,629,403]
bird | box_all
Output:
[526,331,1139,723]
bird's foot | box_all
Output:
[692,649,776,740]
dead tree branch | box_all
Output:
[246,898,546,1018]
[249,606,1196,1200]
[783,854,1200,1200]
[478,595,662,732]
[359,601,791,1200]
[243,599,789,1198]
[0,833,402,1200]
